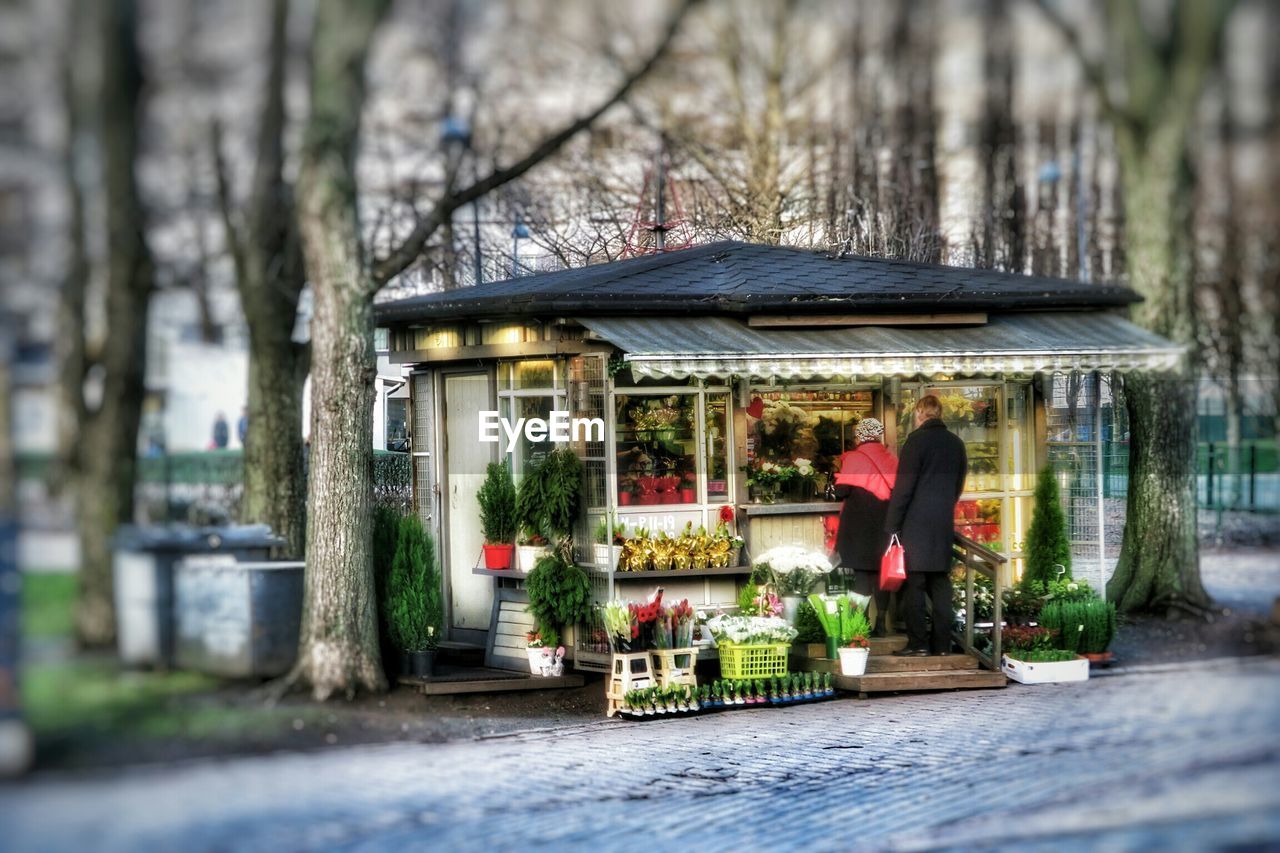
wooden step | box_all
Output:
[865,653,977,674]
[834,668,1007,694]
[799,635,908,661]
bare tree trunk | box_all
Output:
[214,0,309,558]
[1105,128,1209,613]
[291,0,390,699]
[74,0,155,647]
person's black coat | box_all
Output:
[885,418,967,573]
[833,484,889,573]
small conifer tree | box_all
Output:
[1023,465,1071,587]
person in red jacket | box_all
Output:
[833,417,898,636]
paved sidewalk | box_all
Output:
[3,656,1278,852]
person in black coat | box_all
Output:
[885,395,967,656]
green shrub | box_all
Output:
[372,506,404,649]
[1080,600,1117,654]
[1024,465,1071,587]
[1039,601,1087,653]
[477,461,517,544]
[525,552,591,633]
[385,515,442,651]
[515,448,583,542]
[794,600,826,644]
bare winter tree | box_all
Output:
[288,0,700,700]
[210,0,308,558]
[55,0,157,646]
[1032,0,1231,615]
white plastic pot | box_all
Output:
[516,545,550,573]
[838,646,870,676]
[526,646,549,675]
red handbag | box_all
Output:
[880,534,906,591]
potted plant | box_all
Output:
[593,515,625,570]
[837,609,872,676]
[385,514,444,678]
[525,625,558,675]
[525,551,592,655]
[1000,625,1089,684]
[477,461,517,569]
[515,529,551,573]
[807,592,872,659]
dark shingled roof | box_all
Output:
[374,240,1139,323]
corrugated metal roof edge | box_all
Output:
[374,291,1139,324]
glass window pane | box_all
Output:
[927,386,1001,493]
[505,395,557,480]
[512,359,556,390]
[615,393,697,506]
[746,389,873,502]
[706,393,730,502]
[1006,383,1034,492]
[385,398,408,452]
[954,497,1002,549]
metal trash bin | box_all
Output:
[113,525,284,668]
[174,554,304,678]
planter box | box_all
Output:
[1001,654,1090,684]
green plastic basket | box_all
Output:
[717,642,790,679]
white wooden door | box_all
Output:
[442,372,494,635]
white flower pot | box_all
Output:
[592,543,619,571]
[516,545,551,573]
[526,647,548,675]
[838,646,870,676]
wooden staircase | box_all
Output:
[793,636,1007,697]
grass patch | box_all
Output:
[23,656,323,750]
[21,572,77,640]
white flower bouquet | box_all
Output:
[753,545,831,596]
[705,614,798,646]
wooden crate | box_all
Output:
[650,647,698,689]
[605,651,655,718]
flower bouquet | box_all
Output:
[754,545,831,598]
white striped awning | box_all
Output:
[579,312,1183,381]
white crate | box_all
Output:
[1001,654,1090,684]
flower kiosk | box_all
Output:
[375,241,1182,683]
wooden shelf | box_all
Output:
[602,565,751,579]
[738,501,841,516]
[471,567,527,578]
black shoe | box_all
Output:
[893,648,930,657]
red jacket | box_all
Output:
[835,441,899,501]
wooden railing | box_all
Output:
[952,532,1006,670]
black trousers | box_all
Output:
[904,571,954,653]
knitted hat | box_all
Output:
[854,417,884,443]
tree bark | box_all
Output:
[1107,374,1208,612]
[74,0,155,647]
[292,0,390,699]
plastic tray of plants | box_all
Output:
[618,672,835,718]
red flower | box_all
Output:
[719,505,735,524]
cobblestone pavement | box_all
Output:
[3,656,1279,852]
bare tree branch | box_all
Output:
[1026,0,1134,130]
[371,0,702,287]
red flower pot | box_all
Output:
[482,543,514,570]
[679,488,697,503]
[639,493,660,506]
[618,491,633,506]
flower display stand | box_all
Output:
[606,651,656,718]
[649,647,698,690]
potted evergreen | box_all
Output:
[1024,465,1071,587]
[385,514,444,677]
[525,550,591,657]
[477,461,517,569]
